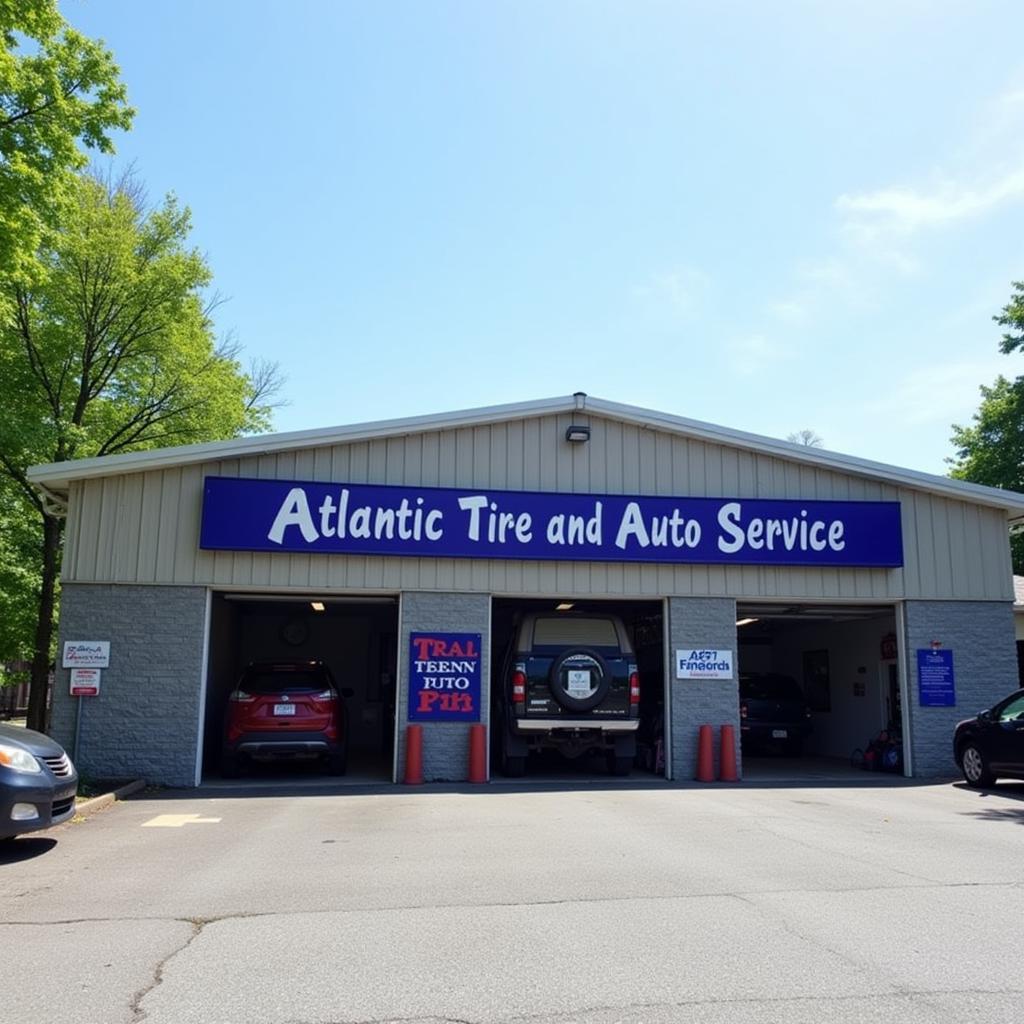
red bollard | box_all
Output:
[695,724,715,782]
[404,724,423,785]
[468,724,487,783]
[719,724,738,782]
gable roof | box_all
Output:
[26,392,1024,519]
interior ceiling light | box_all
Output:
[310,601,326,612]
[556,602,575,611]
[735,617,759,627]
[564,425,590,443]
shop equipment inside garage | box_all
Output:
[736,602,902,781]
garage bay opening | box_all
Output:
[202,594,398,783]
[490,598,666,781]
[735,602,905,780]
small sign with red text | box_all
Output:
[70,668,101,697]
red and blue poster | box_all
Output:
[408,632,482,722]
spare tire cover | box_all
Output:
[549,648,611,713]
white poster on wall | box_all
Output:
[62,641,110,669]
[676,648,734,680]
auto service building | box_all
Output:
[27,393,1024,787]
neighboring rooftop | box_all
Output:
[25,392,1024,519]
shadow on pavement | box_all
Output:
[0,836,58,863]
[953,780,1024,824]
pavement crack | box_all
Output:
[129,917,204,1023]
[1,878,1020,930]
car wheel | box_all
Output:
[502,753,526,777]
[328,748,348,776]
[222,752,243,779]
[607,753,632,777]
[960,744,996,788]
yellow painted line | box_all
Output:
[141,813,223,828]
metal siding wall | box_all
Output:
[62,414,1013,601]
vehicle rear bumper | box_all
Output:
[228,731,340,758]
[741,722,812,742]
[513,719,639,732]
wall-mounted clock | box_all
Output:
[280,616,309,647]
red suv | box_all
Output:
[222,661,349,776]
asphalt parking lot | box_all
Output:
[1,776,1022,1024]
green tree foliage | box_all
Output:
[949,282,1024,573]
[0,170,281,729]
[0,475,39,666]
[995,281,1024,354]
[0,0,133,295]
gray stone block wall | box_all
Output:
[903,600,1017,777]
[667,597,740,781]
[396,591,490,783]
[53,583,208,787]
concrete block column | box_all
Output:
[396,591,490,783]
[53,583,209,787]
[902,600,1017,777]
[667,596,740,781]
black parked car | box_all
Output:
[739,672,813,755]
[953,688,1024,788]
[0,723,79,841]
[496,612,640,777]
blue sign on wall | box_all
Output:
[199,477,904,568]
[407,632,482,722]
[917,649,956,707]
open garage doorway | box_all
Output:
[202,593,398,783]
[490,598,667,781]
[736,603,905,781]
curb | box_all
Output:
[74,779,146,820]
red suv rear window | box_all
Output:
[241,668,330,693]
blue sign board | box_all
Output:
[199,476,904,567]
[917,649,955,707]
[407,632,482,722]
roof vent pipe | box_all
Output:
[572,391,587,410]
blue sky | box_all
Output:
[66,1,1024,474]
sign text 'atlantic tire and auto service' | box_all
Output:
[407,633,482,722]
[200,478,904,567]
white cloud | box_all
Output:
[837,166,1024,238]
[726,334,793,375]
[768,300,809,325]
[633,265,711,317]
[861,356,1010,428]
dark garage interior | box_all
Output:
[735,602,904,778]
[202,594,398,781]
[489,597,666,780]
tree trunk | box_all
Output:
[26,514,63,733]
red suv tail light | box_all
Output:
[629,667,640,705]
[511,668,526,703]
[229,689,256,703]
[314,690,336,701]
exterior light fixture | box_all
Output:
[310,601,325,612]
[556,602,575,611]
[565,425,590,443]
[735,617,758,627]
